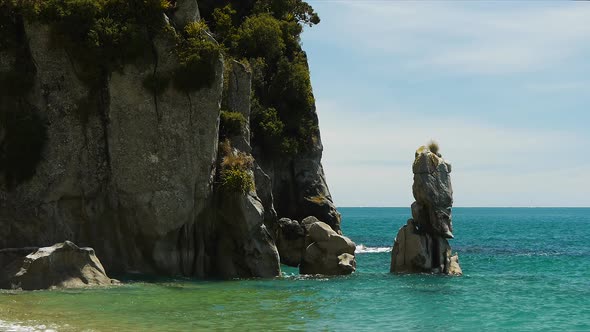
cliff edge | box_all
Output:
[0,0,339,278]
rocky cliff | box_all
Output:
[0,0,339,278]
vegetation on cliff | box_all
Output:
[202,0,320,156]
[0,0,319,186]
[218,140,255,193]
[219,110,246,139]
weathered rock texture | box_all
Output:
[0,241,117,290]
[275,217,305,266]
[255,143,342,235]
[212,60,280,278]
[300,221,356,275]
[390,146,462,275]
[273,216,356,275]
[0,10,337,279]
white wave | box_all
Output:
[0,320,57,332]
[355,244,391,254]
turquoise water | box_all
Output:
[1,208,589,331]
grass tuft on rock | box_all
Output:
[428,140,440,155]
[218,140,254,193]
[173,21,222,93]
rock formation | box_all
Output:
[390,145,462,275]
[274,216,356,275]
[276,217,306,267]
[0,241,117,290]
[0,1,341,279]
[212,60,280,278]
[300,221,356,275]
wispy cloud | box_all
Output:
[316,99,590,207]
[307,1,590,75]
[303,1,590,206]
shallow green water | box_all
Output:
[2,208,589,331]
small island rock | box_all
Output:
[390,144,462,275]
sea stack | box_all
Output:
[390,144,462,275]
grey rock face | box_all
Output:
[412,147,453,238]
[390,145,461,275]
[170,0,201,28]
[0,20,281,279]
[390,219,452,273]
[253,64,341,234]
[256,146,342,233]
[225,60,252,152]
[0,14,336,280]
[412,146,454,238]
[212,61,280,278]
[215,192,280,278]
[275,218,305,266]
[300,221,356,275]
[0,241,117,290]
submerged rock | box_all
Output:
[0,241,117,290]
[300,221,356,275]
[390,145,462,275]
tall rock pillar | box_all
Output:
[390,145,462,275]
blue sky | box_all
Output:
[301,1,590,207]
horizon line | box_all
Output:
[336,206,590,208]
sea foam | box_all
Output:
[355,244,391,254]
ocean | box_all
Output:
[1,207,589,331]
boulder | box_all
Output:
[275,218,305,266]
[301,216,321,233]
[300,221,356,275]
[308,221,335,243]
[0,241,117,290]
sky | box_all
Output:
[301,1,590,207]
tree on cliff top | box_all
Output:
[204,0,321,156]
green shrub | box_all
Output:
[0,106,48,187]
[253,0,320,26]
[211,4,237,46]
[269,53,314,113]
[251,99,284,153]
[20,0,169,86]
[236,13,285,61]
[220,168,253,193]
[218,141,254,193]
[219,110,246,138]
[173,21,222,93]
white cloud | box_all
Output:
[306,1,590,75]
[316,99,590,207]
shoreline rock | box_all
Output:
[0,241,118,290]
[300,221,356,275]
